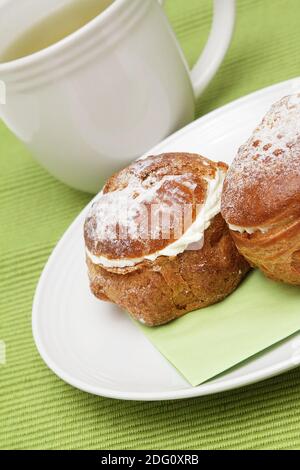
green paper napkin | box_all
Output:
[138,271,300,386]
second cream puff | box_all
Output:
[222,94,300,285]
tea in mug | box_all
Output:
[0,0,114,62]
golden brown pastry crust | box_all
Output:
[221,94,300,285]
[228,219,300,285]
[87,214,250,326]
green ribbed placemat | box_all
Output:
[1,0,300,450]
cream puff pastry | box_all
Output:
[222,94,300,285]
[84,153,249,326]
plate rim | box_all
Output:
[32,76,300,401]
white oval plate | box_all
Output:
[33,77,300,401]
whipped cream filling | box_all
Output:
[87,168,226,268]
[229,224,270,235]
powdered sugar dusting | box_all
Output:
[222,94,300,225]
[84,153,226,260]
[86,168,225,267]
[85,173,203,253]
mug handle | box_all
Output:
[158,0,236,99]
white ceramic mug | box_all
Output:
[0,0,235,193]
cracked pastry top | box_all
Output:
[222,94,300,233]
[85,153,227,266]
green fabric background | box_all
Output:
[1,0,300,450]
